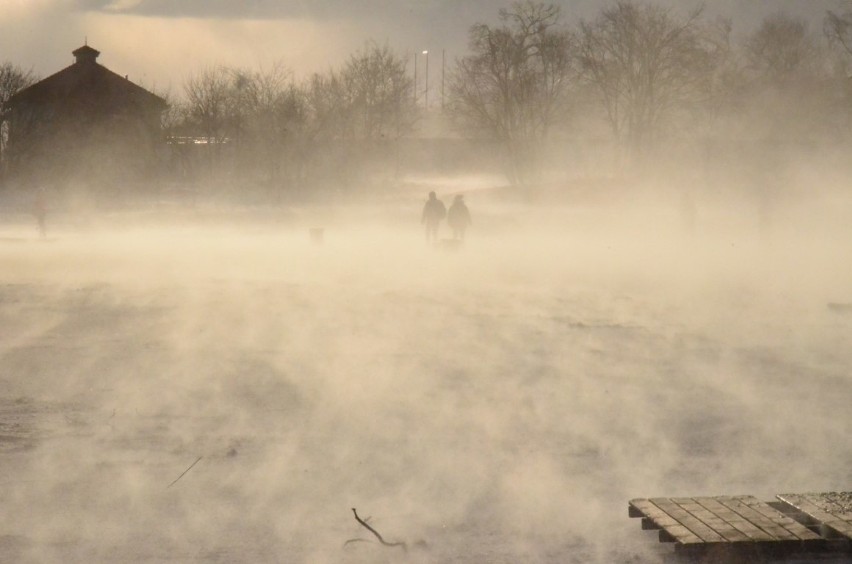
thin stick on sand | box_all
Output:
[167,456,203,488]
[350,508,407,551]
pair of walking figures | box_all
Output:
[421,191,471,244]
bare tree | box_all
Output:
[343,42,416,142]
[0,62,37,183]
[176,63,312,196]
[239,63,309,189]
[745,13,821,79]
[301,70,358,187]
[740,13,840,142]
[306,70,353,140]
[304,42,415,187]
[825,4,852,57]
[695,17,742,129]
[730,13,840,230]
[578,1,715,162]
[182,66,233,174]
[175,42,414,196]
[824,3,852,136]
[449,1,576,187]
[155,90,182,136]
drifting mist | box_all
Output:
[0,187,850,562]
[1,1,851,562]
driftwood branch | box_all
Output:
[342,538,372,548]
[350,508,407,551]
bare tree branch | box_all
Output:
[350,508,407,551]
[825,8,852,57]
[448,1,576,187]
[578,0,718,160]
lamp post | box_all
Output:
[423,50,429,109]
[441,49,445,111]
[413,53,418,104]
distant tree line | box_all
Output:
[162,41,416,200]
[450,1,852,188]
[0,63,38,182]
[2,0,852,196]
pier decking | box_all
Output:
[775,492,852,541]
[629,492,851,559]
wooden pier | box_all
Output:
[775,493,852,541]
[629,492,851,559]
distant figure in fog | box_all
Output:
[32,188,47,238]
[447,194,472,241]
[421,191,446,243]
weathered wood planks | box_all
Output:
[629,495,825,553]
[776,492,852,541]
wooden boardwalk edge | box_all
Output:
[629,493,852,555]
[776,493,852,541]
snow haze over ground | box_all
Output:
[0,189,850,562]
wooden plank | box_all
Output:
[630,499,679,527]
[650,498,726,543]
[690,498,753,542]
[783,499,852,539]
[777,493,852,540]
[734,496,823,542]
[632,493,852,551]
[630,500,690,538]
[809,492,852,528]
[630,499,664,519]
[659,525,705,545]
[671,498,743,542]
[630,499,703,544]
[717,497,799,541]
[694,497,778,542]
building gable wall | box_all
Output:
[4,46,167,189]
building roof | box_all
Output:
[7,45,167,113]
[72,45,101,64]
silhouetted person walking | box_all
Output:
[33,188,47,238]
[421,191,446,244]
[447,194,471,241]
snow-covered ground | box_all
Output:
[0,196,850,562]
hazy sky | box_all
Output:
[0,0,844,94]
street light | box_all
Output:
[423,50,429,109]
[442,49,445,111]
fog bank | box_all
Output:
[0,194,850,562]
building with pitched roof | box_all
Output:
[4,44,167,191]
